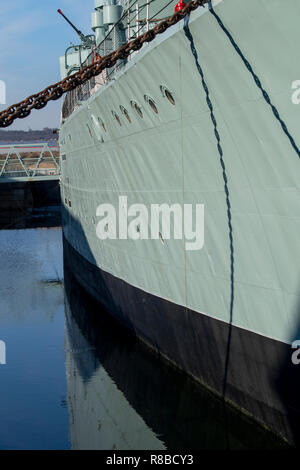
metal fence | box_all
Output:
[0,143,60,182]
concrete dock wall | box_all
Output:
[0,180,61,229]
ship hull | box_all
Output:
[63,234,299,445]
[60,0,300,446]
[63,257,289,450]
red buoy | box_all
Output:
[174,0,186,12]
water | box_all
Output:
[0,227,288,450]
[0,228,69,450]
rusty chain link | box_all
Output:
[0,0,208,128]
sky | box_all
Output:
[0,0,95,130]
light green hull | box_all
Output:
[60,0,300,344]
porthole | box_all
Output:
[120,105,131,123]
[131,100,143,118]
[111,110,122,126]
[86,124,93,138]
[68,200,72,207]
[62,154,66,161]
[144,95,158,114]
[159,232,165,244]
[91,115,104,141]
[160,85,175,105]
[98,117,106,132]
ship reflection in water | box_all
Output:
[63,264,288,450]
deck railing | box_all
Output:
[62,0,175,119]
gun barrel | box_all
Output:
[57,9,83,38]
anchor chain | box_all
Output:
[0,0,208,128]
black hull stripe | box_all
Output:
[63,235,300,446]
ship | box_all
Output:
[58,0,300,446]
